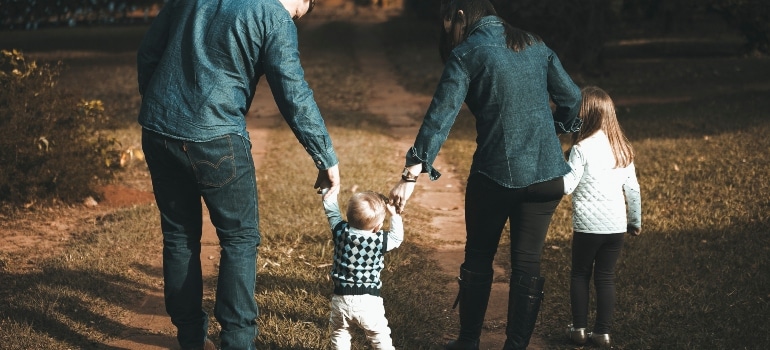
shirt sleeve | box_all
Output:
[321,191,343,233]
[384,214,404,252]
[563,145,586,195]
[546,48,582,134]
[136,1,174,96]
[406,54,469,181]
[262,19,338,170]
[623,162,642,228]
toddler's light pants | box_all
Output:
[330,294,395,350]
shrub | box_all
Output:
[0,49,117,208]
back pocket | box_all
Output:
[187,135,237,187]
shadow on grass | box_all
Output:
[0,263,159,349]
[252,243,454,350]
[537,219,770,349]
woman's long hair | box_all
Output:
[572,86,634,168]
[439,0,542,63]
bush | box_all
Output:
[0,49,117,208]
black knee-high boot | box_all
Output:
[502,274,545,350]
[445,267,494,350]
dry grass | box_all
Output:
[1,11,769,350]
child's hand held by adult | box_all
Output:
[315,164,340,200]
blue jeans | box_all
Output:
[143,130,259,350]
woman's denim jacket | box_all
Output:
[407,16,581,188]
[137,0,337,169]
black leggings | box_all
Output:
[462,174,563,277]
[570,231,624,334]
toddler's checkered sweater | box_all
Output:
[322,194,403,297]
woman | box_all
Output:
[389,1,582,349]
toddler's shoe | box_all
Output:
[589,332,612,348]
[565,324,587,345]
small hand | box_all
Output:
[385,202,398,217]
[627,225,641,236]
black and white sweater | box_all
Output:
[322,194,403,296]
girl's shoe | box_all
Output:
[589,332,612,348]
[565,324,587,345]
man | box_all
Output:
[136,0,338,349]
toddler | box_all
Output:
[320,189,403,350]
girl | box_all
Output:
[563,86,642,348]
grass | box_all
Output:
[1,10,769,350]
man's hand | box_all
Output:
[314,164,340,200]
[627,225,641,236]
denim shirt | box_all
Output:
[137,0,337,170]
[407,16,581,188]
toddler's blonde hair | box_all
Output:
[346,191,388,231]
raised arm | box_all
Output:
[321,189,343,232]
[383,202,404,252]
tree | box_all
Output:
[708,0,769,55]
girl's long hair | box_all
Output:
[572,86,635,168]
[439,0,541,63]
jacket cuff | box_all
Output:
[555,115,582,134]
[312,149,339,170]
[405,147,441,180]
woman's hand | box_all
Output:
[389,164,422,213]
[390,180,416,214]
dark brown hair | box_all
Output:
[439,0,542,62]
